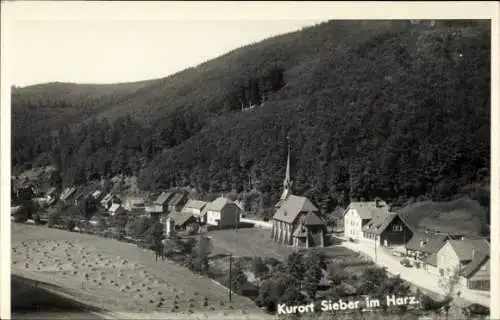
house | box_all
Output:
[362,213,413,248]
[124,197,146,211]
[405,232,450,260]
[343,200,390,243]
[100,193,122,210]
[168,192,188,212]
[271,195,326,248]
[435,238,490,290]
[203,197,241,228]
[109,203,126,216]
[91,190,104,201]
[60,187,77,204]
[182,200,208,223]
[168,211,199,232]
[45,187,58,200]
[154,192,175,213]
[459,251,490,291]
[70,189,86,206]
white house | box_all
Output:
[343,199,389,243]
[203,197,241,228]
[435,238,490,286]
[182,200,208,223]
[109,203,126,216]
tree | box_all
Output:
[286,251,306,284]
[47,210,61,228]
[13,200,38,223]
[250,256,270,281]
[438,265,462,297]
[302,251,325,300]
[65,217,76,231]
[187,236,213,274]
[359,266,388,295]
[125,215,153,239]
[327,262,349,285]
[228,260,247,294]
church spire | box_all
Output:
[280,135,292,201]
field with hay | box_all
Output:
[11,223,270,318]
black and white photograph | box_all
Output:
[1,2,498,320]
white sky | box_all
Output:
[3,1,497,87]
[9,19,323,87]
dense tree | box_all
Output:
[228,260,248,294]
[11,21,490,220]
[186,236,213,274]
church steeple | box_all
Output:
[280,135,292,201]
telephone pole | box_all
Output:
[228,254,233,303]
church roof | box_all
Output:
[272,195,319,224]
[303,211,326,226]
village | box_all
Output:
[10,137,491,319]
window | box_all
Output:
[392,224,403,232]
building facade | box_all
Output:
[205,197,241,228]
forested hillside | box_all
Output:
[11,20,490,215]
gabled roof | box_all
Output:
[423,252,438,266]
[109,203,123,213]
[100,193,114,203]
[461,251,489,279]
[272,194,319,224]
[183,199,208,211]
[169,211,196,227]
[145,205,163,213]
[60,187,76,201]
[92,190,102,199]
[406,232,449,254]
[303,211,326,226]
[447,238,490,262]
[154,192,173,205]
[205,197,234,212]
[345,201,389,220]
[46,187,57,196]
[126,197,145,209]
[168,193,186,207]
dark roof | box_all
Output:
[303,211,326,226]
[406,232,449,254]
[154,192,173,205]
[461,251,489,279]
[272,195,318,224]
[168,193,186,207]
[423,252,438,266]
[363,213,398,235]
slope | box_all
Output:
[11,20,491,219]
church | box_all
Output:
[270,138,327,248]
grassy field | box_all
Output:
[11,223,269,318]
[206,228,362,261]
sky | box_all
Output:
[2,2,497,87]
[6,2,325,87]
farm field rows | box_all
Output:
[11,223,269,318]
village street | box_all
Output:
[339,241,490,308]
